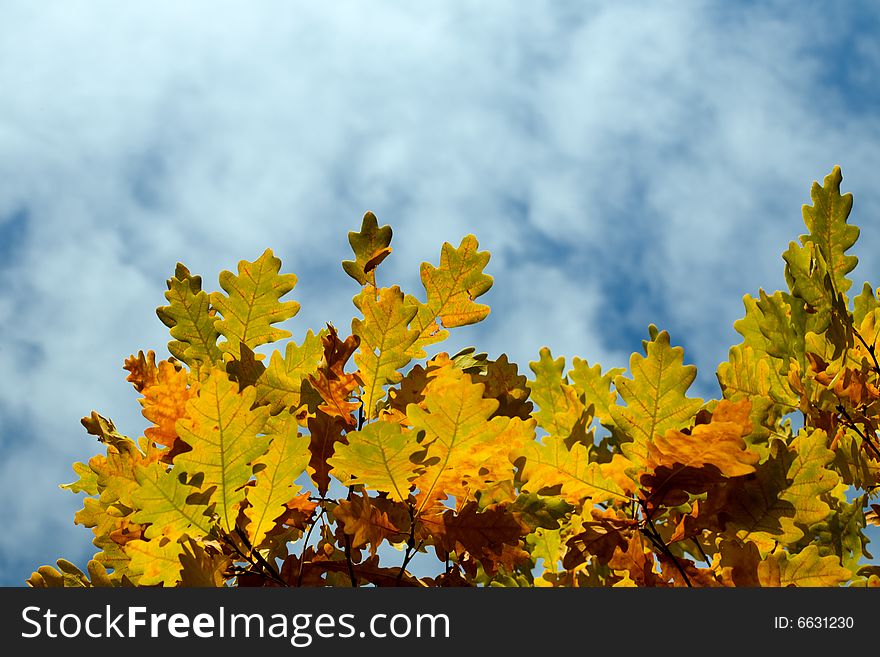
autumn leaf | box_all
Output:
[781,428,840,528]
[407,366,528,511]
[130,462,213,542]
[174,370,271,532]
[255,329,324,413]
[474,354,533,420]
[138,359,195,450]
[757,545,851,587]
[406,235,493,358]
[333,492,409,556]
[569,357,624,427]
[244,412,311,548]
[124,349,159,392]
[518,435,628,506]
[156,263,223,367]
[327,419,424,502]
[125,538,185,586]
[799,166,859,298]
[211,248,300,360]
[351,285,419,419]
[610,327,703,467]
[342,211,393,287]
[307,325,362,425]
[528,348,587,442]
[646,399,758,477]
[306,411,348,496]
[422,502,529,574]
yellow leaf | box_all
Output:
[647,399,758,477]
[757,545,851,587]
[406,235,493,358]
[244,412,311,548]
[175,370,271,532]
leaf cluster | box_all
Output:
[30,169,880,587]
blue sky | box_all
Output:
[1,0,879,585]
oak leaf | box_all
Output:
[757,545,851,587]
[244,412,311,548]
[406,235,493,358]
[211,249,300,360]
[610,328,703,467]
[156,264,222,366]
[174,370,271,532]
[351,285,419,419]
[342,211,393,287]
[327,419,424,502]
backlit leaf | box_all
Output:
[211,249,300,360]
[174,370,271,532]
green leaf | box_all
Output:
[174,370,271,532]
[328,420,424,502]
[156,264,222,366]
[782,429,839,528]
[131,462,213,541]
[609,328,703,467]
[799,166,859,298]
[352,285,419,419]
[211,248,300,360]
[569,357,624,427]
[254,329,325,412]
[342,211,393,287]
[528,348,586,442]
[60,462,99,496]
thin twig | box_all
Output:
[638,499,692,588]
[837,404,880,460]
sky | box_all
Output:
[1,0,879,586]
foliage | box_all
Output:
[30,169,880,587]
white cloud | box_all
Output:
[1,1,878,582]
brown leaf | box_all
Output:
[306,411,349,496]
[308,325,362,425]
[564,508,635,569]
[334,493,410,556]
[421,502,529,574]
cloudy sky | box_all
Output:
[1,1,878,585]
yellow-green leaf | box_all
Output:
[244,412,310,548]
[254,329,324,412]
[609,329,703,467]
[125,538,185,586]
[175,370,271,531]
[528,348,587,441]
[328,420,424,502]
[406,235,493,358]
[211,248,300,360]
[518,435,628,506]
[342,211,393,286]
[782,428,840,527]
[569,357,624,427]
[757,545,851,587]
[131,462,213,541]
[156,264,222,366]
[799,166,859,298]
[352,285,419,419]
